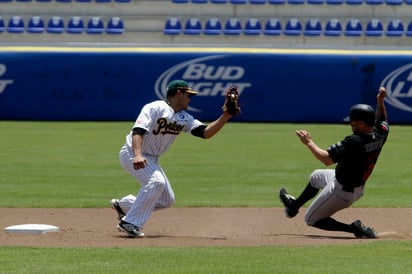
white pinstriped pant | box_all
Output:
[118,145,175,228]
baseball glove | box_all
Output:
[222,86,241,116]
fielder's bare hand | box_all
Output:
[133,155,147,170]
[296,129,313,145]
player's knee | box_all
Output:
[162,194,175,208]
[147,180,167,194]
[164,198,175,208]
[155,196,174,209]
[309,169,327,189]
[305,219,316,226]
[309,169,322,183]
[304,213,317,226]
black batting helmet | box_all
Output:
[349,104,375,126]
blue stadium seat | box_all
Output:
[263,18,282,35]
[288,0,304,3]
[211,0,228,3]
[243,18,262,35]
[223,18,242,35]
[229,0,247,3]
[0,0,12,2]
[249,0,266,3]
[184,18,202,35]
[406,0,412,4]
[191,0,208,3]
[385,0,403,4]
[284,18,302,35]
[345,0,363,4]
[324,19,342,36]
[36,0,52,2]
[386,19,404,36]
[0,17,4,33]
[344,19,362,36]
[95,0,111,2]
[46,16,64,33]
[55,0,72,2]
[268,0,285,3]
[114,0,131,2]
[365,19,383,36]
[365,0,383,4]
[406,21,412,36]
[86,17,104,34]
[326,0,343,4]
[66,16,84,34]
[76,0,92,2]
[7,16,24,33]
[204,18,222,35]
[304,19,322,36]
[16,0,32,2]
[164,17,182,35]
[307,0,324,4]
[106,17,124,34]
[27,16,45,33]
[172,0,189,3]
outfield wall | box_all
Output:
[0,47,411,124]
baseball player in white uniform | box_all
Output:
[111,79,235,237]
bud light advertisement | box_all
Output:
[0,47,411,123]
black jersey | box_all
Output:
[327,121,389,187]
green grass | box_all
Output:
[0,121,411,208]
[1,242,412,273]
[1,121,411,273]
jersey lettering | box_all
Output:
[152,118,184,135]
[332,121,389,186]
[364,139,384,153]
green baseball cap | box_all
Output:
[166,80,198,97]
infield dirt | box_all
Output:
[1,208,411,247]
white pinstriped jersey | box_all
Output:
[125,100,204,156]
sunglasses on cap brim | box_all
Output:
[178,87,196,96]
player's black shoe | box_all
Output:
[351,220,377,239]
[110,199,125,220]
[117,220,145,238]
[278,188,299,218]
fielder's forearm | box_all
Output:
[203,113,232,139]
[132,134,144,157]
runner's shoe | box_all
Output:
[278,188,299,218]
[352,220,377,239]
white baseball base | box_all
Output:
[4,224,59,235]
